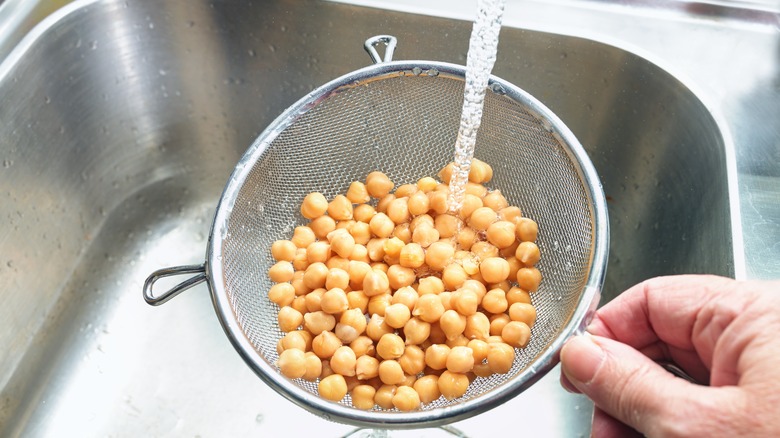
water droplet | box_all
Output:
[44,96,51,104]
[426,68,439,77]
[90,40,98,50]
[255,413,264,423]
[248,49,255,57]
[411,67,422,76]
[489,82,505,94]
[158,69,167,76]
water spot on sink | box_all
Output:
[248,49,256,57]
[90,40,98,50]
[2,159,12,168]
[255,413,264,423]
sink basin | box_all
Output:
[0,0,753,435]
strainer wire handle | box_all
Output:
[364,35,397,64]
[143,264,207,306]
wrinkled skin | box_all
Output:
[559,275,780,437]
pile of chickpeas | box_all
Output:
[267,159,542,411]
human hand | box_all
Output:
[559,275,780,437]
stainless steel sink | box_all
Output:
[1,0,777,436]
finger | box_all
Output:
[591,407,642,438]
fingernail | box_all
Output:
[561,334,605,386]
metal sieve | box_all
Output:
[143,35,608,429]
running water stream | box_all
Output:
[447,0,505,213]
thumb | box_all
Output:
[560,334,706,436]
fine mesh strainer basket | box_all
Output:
[143,35,608,428]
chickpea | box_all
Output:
[271,240,296,262]
[482,288,508,314]
[394,345,424,376]
[414,176,436,193]
[320,360,334,379]
[471,241,499,261]
[305,241,329,264]
[368,293,393,317]
[472,362,493,378]
[487,342,515,374]
[428,190,449,215]
[464,312,490,341]
[516,267,542,292]
[325,268,350,291]
[268,261,294,283]
[280,330,310,352]
[347,261,371,290]
[312,330,342,359]
[468,158,493,183]
[392,285,419,310]
[412,375,440,404]
[379,360,406,385]
[446,346,475,374]
[363,270,390,297]
[417,276,445,296]
[412,223,440,248]
[502,321,531,348]
[403,317,431,346]
[515,217,539,242]
[465,182,488,198]
[406,190,429,216]
[292,247,309,272]
[461,279,487,300]
[376,333,405,360]
[355,354,380,380]
[508,302,537,327]
[445,334,470,348]
[434,214,462,239]
[351,384,377,410]
[479,257,510,284]
[498,206,522,224]
[302,262,327,290]
[291,226,316,248]
[387,197,411,225]
[392,386,421,412]
[376,193,395,214]
[482,190,508,211]
[451,289,479,316]
[409,214,434,231]
[439,291,453,311]
[327,194,353,221]
[439,310,467,341]
[326,256,351,272]
[326,229,355,259]
[335,308,367,343]
[428,322,447,344]
[506,256,522,281]
[366,171,394,198]
[425,241,455,271]
[291,296,307,315]
[489,313,511,336]
[387,264,415,290]
[398,243,424,269]
[309,215,336,239]
[353,204,377,223]
[366,314,394,341]
[469,206,497,231]
[303,351,323,381]
[347,291,369,314]
[330,345,357,376]
[384,303,412,329]
[301,192,328,219]
[455,226,478,251]
[374,385,397,409]
[268,283,295,307]
[412,294,445,323]
[277,306,303,332]
[321,288,348,314]
[456,194,482,221]
[350,335,376,358]
[393,224,412,244]
[424,344,450,370]
[515,241,541,266]
[368,212,394,238]
[438,370,469,400]
[486,221,517,249]
[303,310,336,335]
[506,286,532,306]
[468,339,490,363]
[318,374,348,402]
[277,348,307,379]
[346,181,370,204]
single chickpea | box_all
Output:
[324,268,349,291]
[306,241,331,264]
[399,243,425,269]
[489,314,511,336]
[366,171,394,198]
[318,374,348,402]
[350,243,371,263]
[384,303,412,329]
[277,306,303,332]
[280,330,309,352]
[327,229,355,259]
[451,289,479,316]
[292,226,316,248]
[464,312,490,341]
[434,214,462,239]
[383,236,404,260]
[487,342,515,374]
[376,333,405,360]
[376,194,395,214]
[498,206,523,224]
[303,351,323,381]
[369,212,394,238]
[335,308,367,343]
[412,294,445,323]
[479,257,510,284]
[365,314,394,341]
[392,285,418,310]
[461,279,487,301]
[387,264,415,290]
[309,215,337,239]
[336,219,354,231]
[368,293,393,317]
[486,221,517,249]
[482,190,509,212]
[506,286,532,306]
[353,204,377,223]
[303,262,329,289]
[509,302,537,327]
[424,344,451,370]
[378,360,406,385]
[467,339,490,363]
[468,158,493,183]
[292,247,309,272]
[363,270,390,297]
[393,223,412,243]
[442,264,468,291]
[347,222,371,247]
[347,291,369,314]
[445,334,470,348]
[417,276,445,296]
[271,240,296,262]
[440,310,467,341]
[397,345,425,375]
[438,370,469,400]
[403,317,431,346]
[320,360,334,379]
[268,261,294,283]
[428,322,447,344]
[291,296,308,315]
[326,256,351,272]
[437,162,455,183]
[351,384,377,410]
[516,267,542,292]
[355,354,380,380]
[372,262,390,274]
[392,386,421,412]
[277,348,307,379]
[350,335,376,358]
[330,345,358,376]
[409,214,434,231]
[439,291,453,311]
[374,385,397,409]
[515,217,539,242]
[304,288,325,313]
[506,256,523,281]
[446,346,475,374]
[413,375,441,404]
[465,182,488,198]
[428,191,449,215]
[482,288,509,314]
[515,241,541,266]
[301,192,328,219]
[456,226,478,251]
[268,283,295,307]
[469,207,497,231]
[387,197,411,225]
[425,241,455,271]
[416,176,437,193]
[471,241,499,261]
[347,260,371,289]
[303,310,336,335]
[458,194,484,220]
[347,181,370,204]
[502,321,531,348]
[472,362,493,378]
[412,223,439,248]
[407,190,430,216]
[312,330,342,359]
[328,194,353,221]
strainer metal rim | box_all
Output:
[205,59,609,428]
